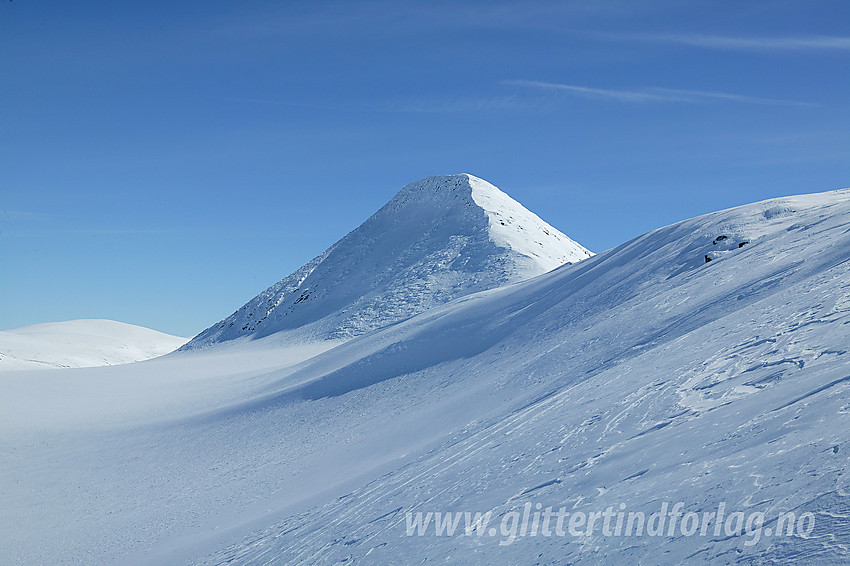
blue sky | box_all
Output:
[2,0,848,337]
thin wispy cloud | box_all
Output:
[1,210,55,221]
[226,95,524,114]
[602,33,850,52]
[504,80,815,107]
[205,1,651,41]
[2,228,188,238]
[379,96,524,113]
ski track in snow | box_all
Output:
[2,185,849,565]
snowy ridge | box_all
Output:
[191,187,850,564]
[185,174,591,348]
[0,319,188,370]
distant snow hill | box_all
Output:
[185,174,592,348]
[0,319,188,370]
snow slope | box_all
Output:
[1,187,849,565]
[0,319,188,370]
[185,174,592,348]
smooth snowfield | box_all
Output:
[2,188,849,565]
[0,319,188,370]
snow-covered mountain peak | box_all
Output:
[185,174,592,348]
[371,173,589,271]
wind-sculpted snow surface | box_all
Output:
[2,187,849,565]
[185,174,591,348]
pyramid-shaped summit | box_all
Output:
[185,174,592,348]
